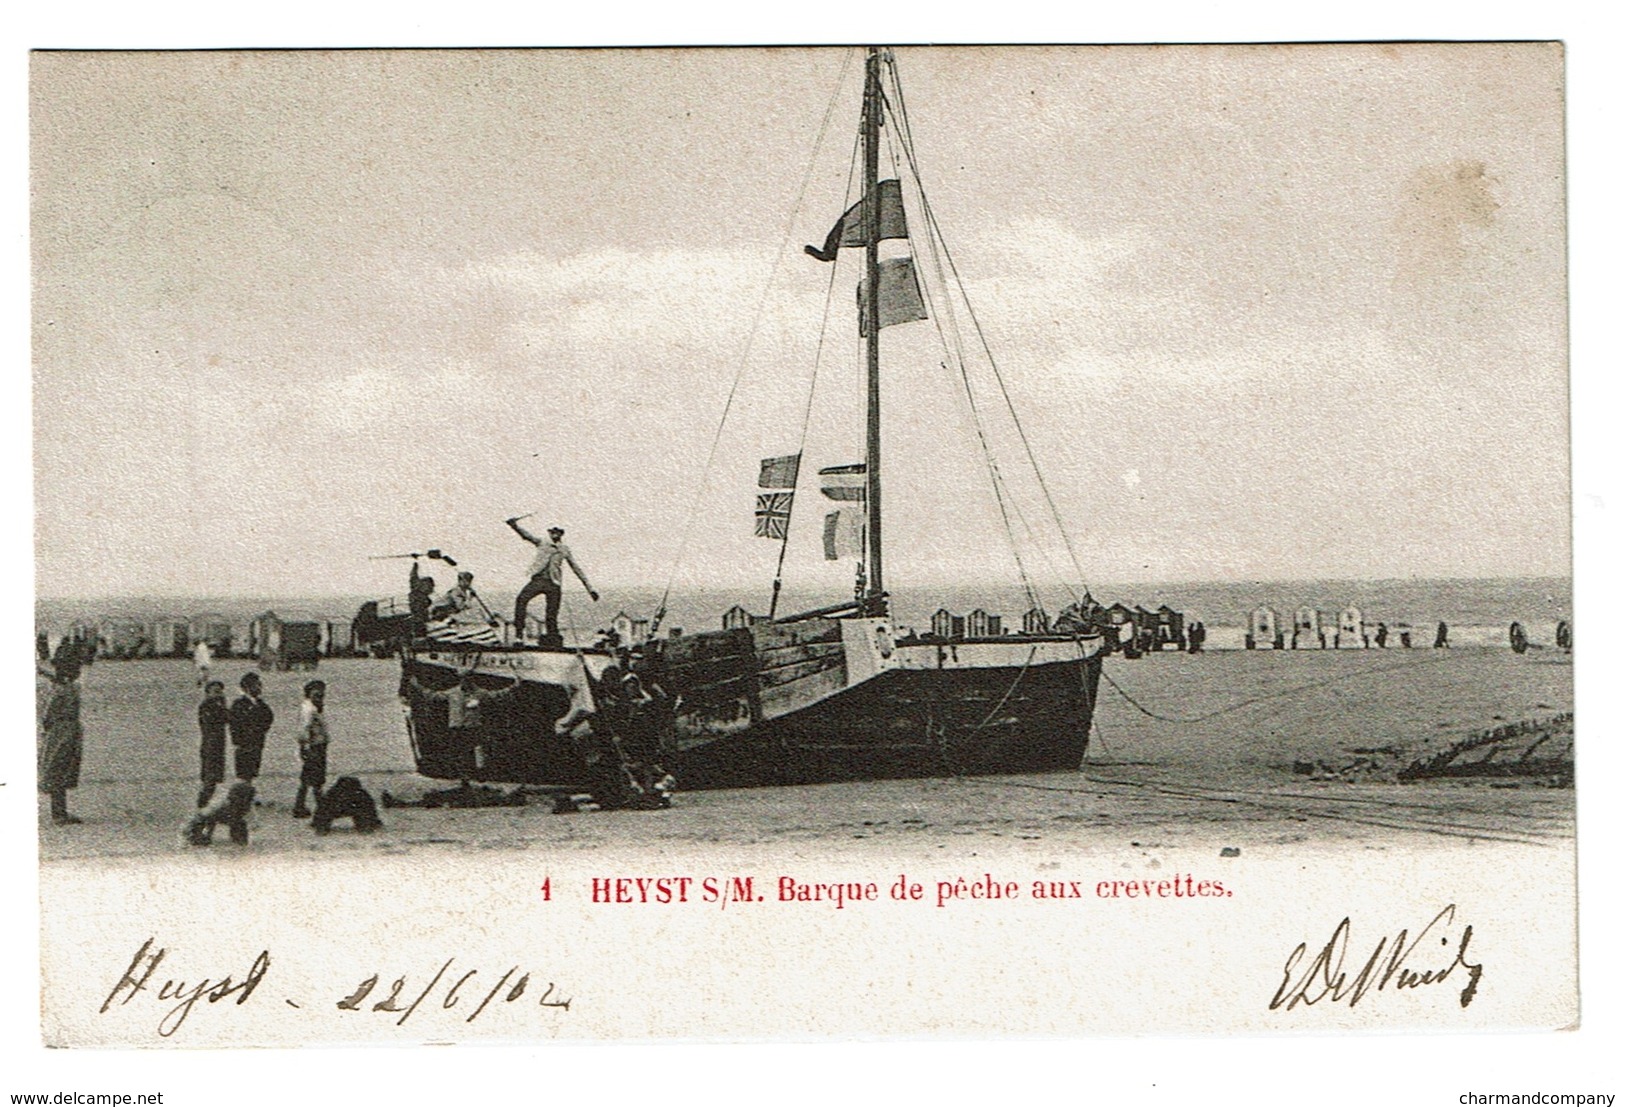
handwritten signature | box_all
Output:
[100,938,571,1037]
[1269,904,1483,1011]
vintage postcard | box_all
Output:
[27,42,1583,1058]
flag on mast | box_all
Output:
[757,453,801,489]
[754,492,794,539]
[804,179,909,262]
[822,509,865,561]
[857,257,928,336]
[819,463,867,502]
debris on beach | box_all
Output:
[1398,713,1573,786]
[381,783,530,810]
[1288,754,1402,783]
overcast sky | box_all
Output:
[31,45,1567,602]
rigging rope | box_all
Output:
[770,129,862,615]
[885,58,1094,605]
[651,48,858,632]
[1100,651,1457,725]
[877,84,1045,616]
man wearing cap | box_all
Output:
[507,518,598,643]
[432,570,481,622]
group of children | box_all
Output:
[195,672,330,816]
[185,672,382,845]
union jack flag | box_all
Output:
[754,492,793,539]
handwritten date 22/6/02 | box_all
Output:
[99,939,569,1038]
[338,959,571,1026]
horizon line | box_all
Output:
[34,571,1574,605]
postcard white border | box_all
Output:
[7,1,1620,1102]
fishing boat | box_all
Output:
[362,48,1112,807]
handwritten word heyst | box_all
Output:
[99,939,571,1038]
[586,873,1233,910]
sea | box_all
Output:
[34,576,1573,648]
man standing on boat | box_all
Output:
[507,518,598,644]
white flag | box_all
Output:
[823,509,865,561]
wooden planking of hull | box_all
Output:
[400,616,1105,793]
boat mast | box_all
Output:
[861,46,885,613]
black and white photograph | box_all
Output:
[12,18,1618,1104]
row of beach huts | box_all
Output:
[47,611,364,669]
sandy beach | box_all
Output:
[37,647,1575,864]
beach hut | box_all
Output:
[1105,602,1137,643]
[149,617,190,658]
[930,608,956,639]
[255,611,321,671]
[320,618,357,657]
[1134,607,1159,652]
[189,613,233,656]
[1248,606,1280,650]
[721,605,754,631]
[1292,606,1320,648]
[966,608,992,637]
[1338,606,1364,648]
[613,610,652,644]
[1154,604,1184,650]
[1022,607,1050,635]
[97,617,150,660]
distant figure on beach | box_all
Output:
[228,672,273,783]
[293,680,329,819]
[1400,629,1412,649]
[38,658,84,825]
[408,561,436,636]
[183,781,254,847]
[1434,621,1450,649]
[1290,628,1299,650]
[193,639,213,687]
[1556,619,1571,651]
[1509,621,1529,655]
[507,519,599,643]
[36,631,49,663]
[1375,622,1388,649]
[1187,621,1205,653]
[197,680,229,808]
[1272,629,1285,651]
[1317,629,1327,649]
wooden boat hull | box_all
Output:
[399,617,1104,795]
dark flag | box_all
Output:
[805,179,909,262]
[857,257,928,336]
[758,453,802,489]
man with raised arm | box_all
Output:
[507,519,598,644]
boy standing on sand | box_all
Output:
[197,679,229,808]
[293,680,329,818]
[228,672,273,783]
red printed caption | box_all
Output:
[571,873,1233,909]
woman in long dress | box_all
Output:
[39,659,83,825]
